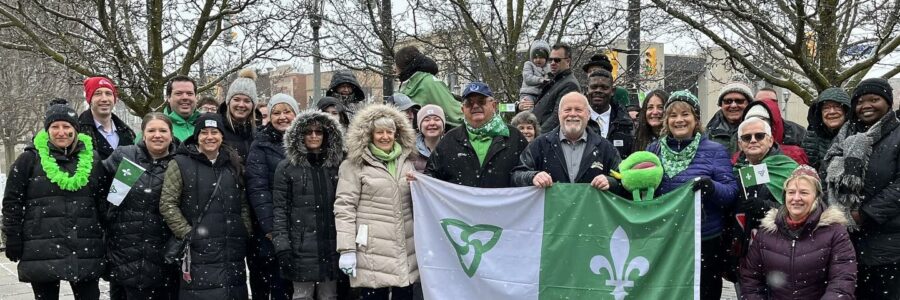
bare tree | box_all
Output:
[0,50,82,171]
[649,0,900,104]
[0,0,309,116]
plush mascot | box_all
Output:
[611,151,664,201]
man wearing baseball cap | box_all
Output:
[424,82,528,188]
[78,76,135,159]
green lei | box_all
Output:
[34,130,94,191]
[659,133,701,179]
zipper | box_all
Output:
[789,239,796,293]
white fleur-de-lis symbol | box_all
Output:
[589,226,650,300]
[122,168,131,177]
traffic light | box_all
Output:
[605,50,620,80]
[643,48,658,77]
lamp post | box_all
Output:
[311,0,323,107]
[781,89,791,115]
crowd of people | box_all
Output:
[0,41,897,300]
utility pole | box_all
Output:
[625,0,641,106]
[311,0,323,106]
[380,0,394,101]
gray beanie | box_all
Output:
[226,69,259,105]
[268,93,299,115]
[717,82,753,106]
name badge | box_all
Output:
[613,140,624,147]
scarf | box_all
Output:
[465,114,509,141]
[369,142,402,177]
[659,133,702,179]
[34,130,94,191]
[824,112,895,230]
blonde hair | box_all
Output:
[372,117,397,132]
[660,101,705,137]
[784,175,822,211]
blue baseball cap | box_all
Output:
[462,82,493,99]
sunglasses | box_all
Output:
[739,132,767,143]
[463,97,491,108]
[304,129,324,136]
[722,98,747,106]
[548,57,568,63]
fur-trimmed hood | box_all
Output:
[345,104,416,166]
[283,109,344,168]
[760,204,848,233]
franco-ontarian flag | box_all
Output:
[410,175,700,300]
[108,157,145,206]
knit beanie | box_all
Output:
[744,105,770,120]
[717,82,753,106]
[268,93,299,115]
[666,90,701,117]
[852,78,894,107]
[417,104,446,129]
[787,164,822,194]
[226,69,258,106]
[192,113,226,138]
[83,76,118,104]
[44,99,79,131]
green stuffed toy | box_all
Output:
[611,151,664,202]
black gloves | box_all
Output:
[276,251,292,273]
[5,240,23,262]
[692,177,714,195]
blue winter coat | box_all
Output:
[246,125,286,236]
[649,135,738,239]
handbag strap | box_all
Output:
[185,171,224,241]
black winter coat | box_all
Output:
[165,144,249,299]
[802,95,850,173]
[586,103,634,159]
[426,125,528,188]
[512,128,622,187]
[78,111,136,160]
[272,110,344,282]
[246,125,285,235]
[1,135,107,283]
[851,112,900,266]
[102,142,176,289]
[532,69,580,133]
[706,110,738,155]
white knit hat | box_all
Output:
[226,69,259,105]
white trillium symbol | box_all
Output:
[589,226,650,300]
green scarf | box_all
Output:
[659,133,702,179]
[34,130,94,191]
[369,142,402,177]
[465,114,509,141]
[733,153,798,204]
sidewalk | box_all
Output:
[0,255,110,299]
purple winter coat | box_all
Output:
[740,205,857,300]
[649,135,738,238]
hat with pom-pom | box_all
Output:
[226,68,259,105]
[44,98,79,131]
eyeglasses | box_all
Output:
[548,57,568,63]
[821,103,843,112]
[463,97,491,108]
[722,98,747,106]
[739,132,767,143]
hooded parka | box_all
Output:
[272,110,344,282]
[333,104,418,288]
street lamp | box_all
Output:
[310,0,324,107]
[781,89,791,115]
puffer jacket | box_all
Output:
[533,69,580,133]
[272,110,344,282]
[159,141,252,299]
[102,142,176,289]
[326,70,366,105]
[1,132,107,283]
[802,87,851,172]
[334,104,418,288]
[246,125,286,236]
[740,206,857,299]
[78,111,136,160]
[649,135,738,239]
[739,100,809,165]
[706,110,739,154]
[519,40,551,96]
[399,72,463,127]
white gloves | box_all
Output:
[339,252,357,277]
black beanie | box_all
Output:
[852,78,894,107]
[192,113,226,139]
[44,98,79,131]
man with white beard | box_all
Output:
[512,92,622,190]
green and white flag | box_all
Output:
[411,175,700,300]
[738,164,770,188]
[108,157,145,206]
